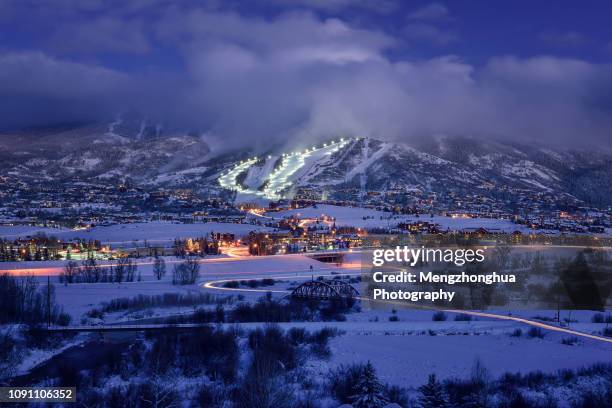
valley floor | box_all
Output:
[2,251,609,390]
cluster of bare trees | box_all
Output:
[60,257,139,284]
[153,257,166,280]
[0,273,69,325]
[58,256,201,285]
[172,257,200,285]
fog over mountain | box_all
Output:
[1,118,610,207]
[0,1,611,150]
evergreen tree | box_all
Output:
[561,251,604,310]
[350,361,388,408]
[418,374,448,408]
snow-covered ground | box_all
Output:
[11,253,352,319]
[212,312,612,387]
[3,250,610,392]
[16,335,88,376]
[209,302,612,387]
[325,324,611,387]
[194,253,612,387]
[53,279,202,320]
[267,204,539,232]
[61,222,275,247]
[0,221,275,247]
[0,225,72,238]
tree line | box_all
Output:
[0,273,70,326]
[59,257,139,284]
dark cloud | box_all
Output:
[0,3,611,150]
[407,2,451,21]
[50,16,151,55]
[268,0,399,13]
[404,3,457,46]
[403,23,459,46]
[0,52,131,128]
[539,31,588,48]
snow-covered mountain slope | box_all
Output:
[0,120,610,207]
[216,136,610,206]
[0,118,212,183]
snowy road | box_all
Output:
[201,272,612,345]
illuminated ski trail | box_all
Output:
[218,138,353,200]
[218,157,260,194]
[263,138,351,199]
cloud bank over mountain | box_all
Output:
[0,2,611,149]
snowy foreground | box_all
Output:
[4,250,608,391]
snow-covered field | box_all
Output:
[0,225,72,238]
[12,253,353,318]
[195,253,612,387]
[0,221,275,247]
[205,316,612,386]
[267,204,538,232]
[325,323,612,386]
[3,249,611,396]
[53,279,202,320]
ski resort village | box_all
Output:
[2,0,612,405]
[0,130,611,407]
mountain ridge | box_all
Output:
[0,120,610,208]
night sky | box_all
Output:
[1,0,611,147]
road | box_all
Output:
[201,271,612,345]
[3,244,611,345]
[0,257,247,277]
[0,245,363,277]
[1,244,607,277]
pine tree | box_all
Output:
[350,361,388,408]
[418,374,448,408]
[561,251,604,310]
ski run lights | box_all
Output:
[218,138,353,200]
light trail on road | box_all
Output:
[0,247,363,276]
[3,241,611,344]
[201,272,612,345]
[0,256,249,276]
[0,252,361,278]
